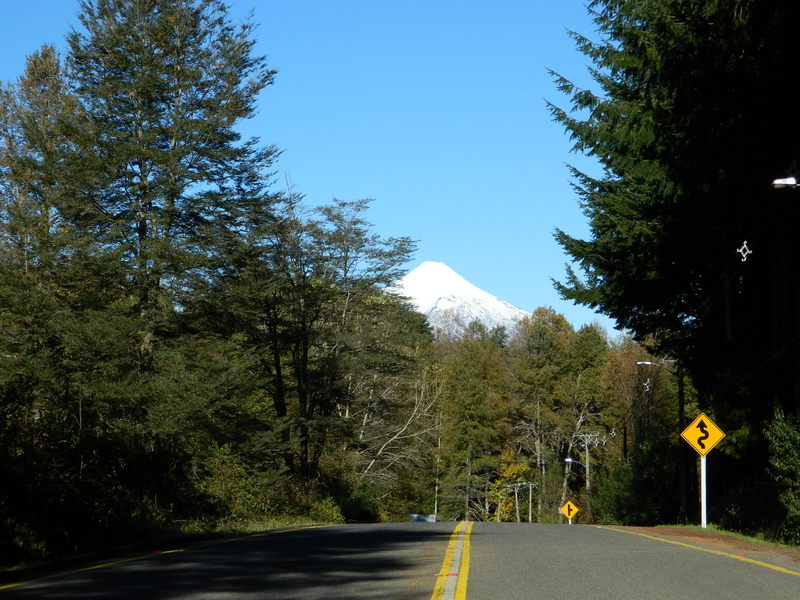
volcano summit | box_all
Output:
[391,261,530,338]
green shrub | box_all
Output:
[592,459,636,524]
[765,409,800,544]
[310,497,345,524]
[592,440,678,526]
[199,443,253,520]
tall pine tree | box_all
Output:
[62,0,279,368]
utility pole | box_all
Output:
[464,452,471,521]
[501,482,531,523]
[677,364,687,521]
[585,441,591,502]
[528,481,533,523]
[571,431,607,521]
[434,428,441,521]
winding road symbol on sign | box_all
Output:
[696,419,710,449]
[681,413,725,456]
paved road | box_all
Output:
[0,523,455,599]
[468,523,800,599]
[2,522,799,599]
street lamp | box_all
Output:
[772,176,797,189]
[634,361,661,446]
[636,358,689,520]
[564,432,606,522]
[773,161,798,189]
[565,453,591,518]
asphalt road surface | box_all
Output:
[468,523,800,599]
[2,522,799,599]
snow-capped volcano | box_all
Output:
[390,261,530,338]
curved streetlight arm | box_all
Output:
[773,176,798,189]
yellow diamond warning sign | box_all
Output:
[560,501,579,520]
[681,413,725,457]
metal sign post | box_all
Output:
[681,413,725,529]
[700,455,707,528]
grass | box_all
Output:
[653,523,799,549]
[178,514,318,536]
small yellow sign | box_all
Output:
[560,501,579,520]
[681,413,725,456]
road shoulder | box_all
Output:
[608,525,800,575]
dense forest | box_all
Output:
[2,0,799,568]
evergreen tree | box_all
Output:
[62,0,279,361]
[0,0,281,557]
[437,323,512,520]
[551,0,800,531]
[0,44,132,559]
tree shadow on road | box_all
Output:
[1,522,457,599]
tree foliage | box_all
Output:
[0,0,431,562]
[551,0,800,538]
[766,410,800,543]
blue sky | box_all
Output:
[0,1,619,333]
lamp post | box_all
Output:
[771,169,800,421]
[637,359,688,520]
[565,454,590,519]
[634,361,660,450]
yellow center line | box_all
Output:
[431,521,464,599]
[269,525,328,534]
[0,553,153,591]
[431,520,473,600]
[596,525,800,577]
[454,521,473,600]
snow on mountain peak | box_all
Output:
[390,261,530,338]
[396,261,484,312]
